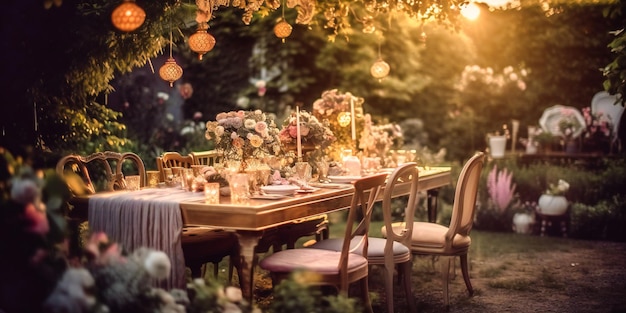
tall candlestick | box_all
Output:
[296,106,302,160]
[350,97,356,140]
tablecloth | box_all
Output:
[88,188,205,289]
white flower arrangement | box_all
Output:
[205,110,282,161]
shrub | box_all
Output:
[570,195,626,242]
[471,157,625,236]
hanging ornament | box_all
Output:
[189,24,216,60]
[274,19,292,43]
[274,1,291,43]
[160,31,183,87]
[111,0,145,32]
[370,36,390,80]
[370,59,390,80]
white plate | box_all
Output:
[261,185,299,195]
[328,176,362,184]
[296,187,320,193]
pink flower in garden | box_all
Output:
[23,202,49,235]
[255,121,268,134]
[279,128,293,142]
[232,137,244,148]
[85,232,124,265]
[288,124,298,138]
[487,165,516,213]
[216,112,228,121]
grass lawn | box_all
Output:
[206,212,626,312]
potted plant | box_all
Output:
[537,179,570,216]
[534,129,556,153]
[511,201,536,235]
[486,124,509,158]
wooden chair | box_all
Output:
[157,152,194,182]
[56,151,146,195]
[278,215,330,249]
[190,150,223,167]
[157,151,240,280]
[383,152,486,306]
[56,151,146,258]
[311,162,419,313]
[259,173,388,313]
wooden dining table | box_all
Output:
[179,166,451,299]
[77,166,452,299]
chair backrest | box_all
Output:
[157,152,194,181]
[56,151,146,195]
[446,152,486,241]
[338,173,388,291]
[161,152,194,168]
[381,162,419,252]
[190,150,223,167]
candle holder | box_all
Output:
[204,182,220,204]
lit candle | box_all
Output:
[296,106,302,160]
[350,96,356,140]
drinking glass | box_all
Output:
[294,161,312,184]
[146,170,160,187]
[125,175,141,191]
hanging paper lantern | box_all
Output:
[370,59,390,80]
[159,58,183,87]
[111,0,146,32]
[189,28,216,60]
[274,19,292,43]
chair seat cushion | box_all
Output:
[383,222,471,251]
[309,236,410,258]
[259,248,368,274]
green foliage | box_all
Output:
[39,101,131,156]
[472,158,626,238]
[570,195,626,241]
[269,273,360,313]
[602,0,626,105]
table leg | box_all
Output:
[235,230,262,301]
[427,189,439,223]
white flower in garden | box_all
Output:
[43,268,96,312]
[11,177,41,205]
[547,179,570,196]
[143,250,171,280]
[557,179,570,193]
[225,286,243,302]
[244,119,257,129]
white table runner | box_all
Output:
[88,188,205,289]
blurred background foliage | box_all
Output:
[0,0,624,165]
